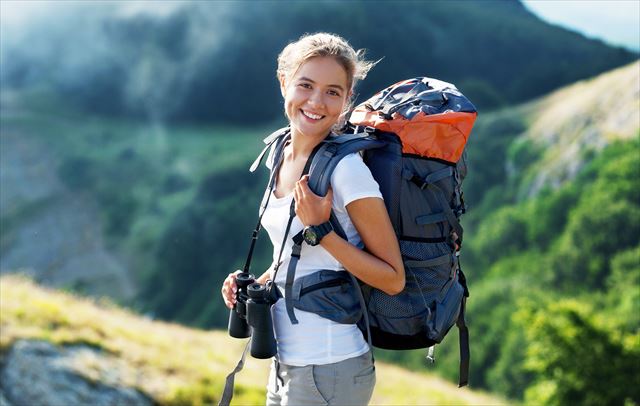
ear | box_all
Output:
[279,75,287,97]
[344,90,353,104]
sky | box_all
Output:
[1,0,639,51]
[522,0,640,51]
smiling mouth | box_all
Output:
[301,109,325,121]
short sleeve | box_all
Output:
[331,153,383,211]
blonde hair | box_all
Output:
[277,32,377,131]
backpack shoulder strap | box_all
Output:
[307,133,386,196]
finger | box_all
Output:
[297,178,309,198]
[293,184,300,203]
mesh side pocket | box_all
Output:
[367,240,454,336]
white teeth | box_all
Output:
[302,110,323,120]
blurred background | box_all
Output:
[1,0,638,405]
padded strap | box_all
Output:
[218,339,251,406]
[457,296,470,387]
[308,136,386,196]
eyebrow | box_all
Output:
[298,76,345,92]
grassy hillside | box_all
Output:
[0,274,506,405]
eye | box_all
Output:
[298,82,312,89]
[327,90,341,97]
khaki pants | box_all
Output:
[266,351,376,406]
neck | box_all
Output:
[288,126,330,160]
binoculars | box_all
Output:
[227,271,278,359]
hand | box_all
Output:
[293,175,333,226]
[221,270,242,309]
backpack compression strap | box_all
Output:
[404,167,464,245]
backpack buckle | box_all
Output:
[410,175,428,190]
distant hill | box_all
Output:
[464,60,640,208]
[1,0,636,123]
[0,274,507,405]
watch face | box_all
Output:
[303,228,319,246]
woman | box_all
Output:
[221,32,404,406]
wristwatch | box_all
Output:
[302,221,333,246]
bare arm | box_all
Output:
[294,175,405,295]
[320,197,405,295]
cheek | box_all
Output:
[329,98,347,115]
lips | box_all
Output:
[301,109,325,120]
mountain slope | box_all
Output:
[1,0,636,122]
[464,60,639,209]
[0,274,506,405]
[515,61,639,198]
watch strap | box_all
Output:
[312,221,333,242]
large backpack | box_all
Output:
[250,77,477,387]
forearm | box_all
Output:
[319,231,404,295]
[255,263,275,284]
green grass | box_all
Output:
[0,274,508,405]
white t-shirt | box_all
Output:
[261,151,383,366]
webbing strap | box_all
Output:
[218,339,251,406]
[426,183,464,243]
[402,166,453,185]
[272,200,297,279]
[426,345,436,363]
[457,296,470,387]
[415,212,448,226]
[349,273,373,348]
[404,254,450,268]
[331,216,372,349]
[404,166,463,241]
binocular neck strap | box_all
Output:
[218,339,251,406]
[242,133,290,274]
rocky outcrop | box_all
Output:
[0,340,153,406]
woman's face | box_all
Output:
[280,56,350,139]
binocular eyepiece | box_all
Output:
[227,271,278,359]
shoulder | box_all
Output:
[333,152,367,174]
[331,152,382,209]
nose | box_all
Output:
[307,90,324,109]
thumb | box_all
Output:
[325,186,334,202]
